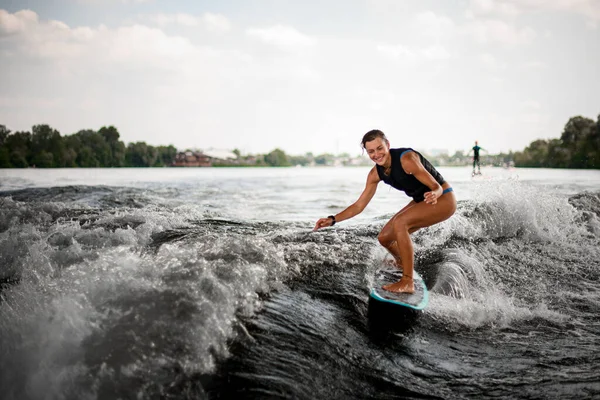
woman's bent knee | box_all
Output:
[392,217,410,232]
[378,233,391,247]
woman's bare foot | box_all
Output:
[382,276,414,294]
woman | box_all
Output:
[313,130,456,294]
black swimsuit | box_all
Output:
[375,148,446,203]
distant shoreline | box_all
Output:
[2,113,599,169]
[1,165,598,170]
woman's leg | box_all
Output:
[382,189,456,293]
[378,200,416,266]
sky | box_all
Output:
[0,0,599,156]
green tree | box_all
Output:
[99,125,126,167]
[64,134,82,167]
[546,139,569,168]
[0,146,11,167]
[561,116,594,148]
[528,139,550,167]
[515,139,553,167]
[514,114,600,169]
[590,114,600,167]
[560,116,596,168]
[289,154,310,166]
[31,150,54,168]
[0,125,10,167]
[77,146,100,167]
[314,153,334,166]
[5,131,31,167]
[155,145,177,167]
[0,125,9,147]
[10,150,29,167]
[126,142,158,167]
[30,124,66,167]
[264,148,290,166]
[73,129,111,167]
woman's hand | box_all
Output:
[424,187,443,205]
[401,153,444,206]
[313,167,380,232]
[313,217,334,231]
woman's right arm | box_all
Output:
[313,167,380,231]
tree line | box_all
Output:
[1,114,599,169]
[0,124,177,168]
[0,123,359,168]
[513,114,600,168]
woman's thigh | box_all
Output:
[395,192,456,231]
[379,201,417,241]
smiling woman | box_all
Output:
[314,129,456,294]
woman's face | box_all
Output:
[364,137,390,166]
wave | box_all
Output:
[0,184,599,398]
[418,186,600,331]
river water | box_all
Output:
[1,166,599,399]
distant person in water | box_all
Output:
[468,140,485,175]
[313,130,456,294]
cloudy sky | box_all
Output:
[1,0,599,156]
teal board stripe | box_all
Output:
[369,286,429,310]
[370,269,429,310]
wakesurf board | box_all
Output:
[370,268,429,310]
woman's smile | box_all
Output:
[372,153,387,164]
[365,138,390,167]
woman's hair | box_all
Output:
[361,129,389,149]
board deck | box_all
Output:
[370,268,429,310]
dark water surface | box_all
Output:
[1,167,600,399]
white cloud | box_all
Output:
[151,13,200,27]
[202,13,232,33]
[467,0,520,17]
[2,13,197,64]
[421,45,451,60]
[246,25,315,49]
[377,43,450,62]
[414,11,456,40]
[467,0,600,22]
[376,44,417,62]
[0,9,323,151]
[465,19,536,46]
[480,53,507,70]
[148,12,231,33]
[0,5,597,155]
[0,9,38,35]
[108,25,196,61]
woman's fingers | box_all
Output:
[424,191,438,204]
[313,218,330,231]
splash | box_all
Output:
[404,184,598,331]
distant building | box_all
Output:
[172,151,212,167]
[172,149,240,167]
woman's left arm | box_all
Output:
[400,152,443,205]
